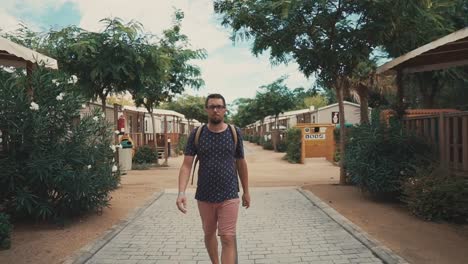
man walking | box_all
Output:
[176,93,250,264]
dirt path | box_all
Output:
[304,184,468,264]
[0,142,467,264]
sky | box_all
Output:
[0,0,313,105]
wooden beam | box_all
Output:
[403,59,468,73]
[377,27,468,74]
[463,116,468,171]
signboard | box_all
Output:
[296,123,336,163]
[305,133,326,140]
[331,112,339,124]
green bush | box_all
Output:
[277,140,287,152]
[0,213,12,250]
[257,135,264,145]
[176,135,187,154]
[0,68,120,221]
[402,166,468,223]
[133,145,158,164]
[284,128,301,163]
[252,135,260,144]
[333,149,340,162]
[132,163,151,170]
[262,140,274,150]
[344,110,433,198]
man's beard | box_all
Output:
[209,117,222,125]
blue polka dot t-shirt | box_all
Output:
[185,125,244,203]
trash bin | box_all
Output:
[118,134,134,172]
[118,148,132,172]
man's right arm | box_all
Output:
[176,155,194,214]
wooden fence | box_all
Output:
[402,112,468,173]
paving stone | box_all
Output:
[74,188,403,264]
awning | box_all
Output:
[0,36,58,70]
[377,27,468,74]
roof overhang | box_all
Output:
[377,27,468,75]
[0,36,58,70]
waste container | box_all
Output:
[118,134,134,172]
[118,148,132,172]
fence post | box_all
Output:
[113,104,120,164]
[438,112,446,166]
[453,117,459,169]
[463,116,468,171]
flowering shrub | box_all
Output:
[0,67,120,221]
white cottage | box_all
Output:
[309,101,371,125]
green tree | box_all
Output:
[130,11,205,163]
[231,98,263,128]
[1,24,43,50]
[256,76,296,151]
[215,0,377,182]
[303,95,328,110]
[371,0,468,112]
[45,18,147,114]
[163,94,208,127]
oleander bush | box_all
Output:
[0,67,120,221]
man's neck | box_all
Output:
[207,122,227,133]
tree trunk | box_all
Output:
[100,94,107,116]
[336,80,347,185]
[396,70,405,118]
[273,116,279,151]
[357,85,369,124]
[417,72,439,108]
[260,121,264,145]
[164,115,168,165]
[150,111,159,164]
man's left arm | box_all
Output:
[237,158,250,208]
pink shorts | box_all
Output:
[197,198,240,236]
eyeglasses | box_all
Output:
[206,105,226,111]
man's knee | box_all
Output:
[220,235,236,247]
[204,229,218,239]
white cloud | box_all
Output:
[2,0,314,105]
[0,10,22,32]
[72,1,311,104]
[0,0,72,32]
[74,0,229,52]
[189,47,312,104]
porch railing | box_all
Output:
[402,112,468,172]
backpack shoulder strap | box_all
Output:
[229,124,238,147]
[191,125,204,185]
[194,124,204,148]
[229,124,241,192]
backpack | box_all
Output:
[190,124,239,187]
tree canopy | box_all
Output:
[162,94,207,125]
[44,18,147,112]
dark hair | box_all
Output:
[205,94,226,108]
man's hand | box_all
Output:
[176,193,187,214]
[242,192,250,209]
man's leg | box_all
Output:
[205,233,219,264]
[218,198,240,264]
[220,235,237,264]
[198,201,219,264]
